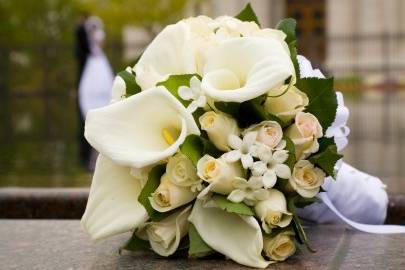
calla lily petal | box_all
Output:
[201,37,295,102]
[189,199,270,268]
[81,155,148,241]
[85,86,200,168]
[135,21,197,90]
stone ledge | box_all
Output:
[0,188,404,224]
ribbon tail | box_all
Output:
[319,192,405,234]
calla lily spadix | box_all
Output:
[85,86,200,168]
[201,37,296,102]
[135,21,197,90]
[81,155,148,241]
[189,199,270,268]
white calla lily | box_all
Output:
[135,21,197,90]
[189,200,270,268]
[201,37,295,102]
[85,86,200,168]
[81,155,148,241]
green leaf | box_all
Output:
[239,97,287,128]
[284,136,296,171]
[288,196,316,252]
[214,101,240,119]
[296,77,338,132]
[157,74,200,107]
[117,69,141,97]
[212,194,254,216]
[180,135,222,166]
[188,223,214,258]
[309,145,343,177]
[317,137,336,153]
[276,18,297,45]
[119,231,150,254]
[276,18,299,77]
[137,164,166,217]
[235,3,261,26]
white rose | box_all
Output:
[166,153,200,189]
[143,206,191,256]
[254,189,292,233]
[110,75,126,103]
[196,155,243,195]
[245,121,283,149]
[285,112,323,160]
[149,173,196,212]
[264,86,309,122]
[289,160,325,198]
[263,230,296,262]
[199,111,239,151]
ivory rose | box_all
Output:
[285,112,323,159]
[289,160,325,198]
[245,121,283,149]
[199,111,239,151]
[196,155,243,196]
[166,153,201,190]
[142,206,191,256]
[263,230,296,262]
[149,173,196,212]
[254,189,292,233]
[264,86,309,122]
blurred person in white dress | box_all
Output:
[78,16,114,169]
[79,16,113,118]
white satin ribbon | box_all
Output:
[320,192,405,234]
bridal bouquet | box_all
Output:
[81,4,343,268]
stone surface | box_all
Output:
[0,220,404,270]
[2,188,405,224]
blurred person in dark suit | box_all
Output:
[74,12,92,170]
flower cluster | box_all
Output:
[81,4,342,268]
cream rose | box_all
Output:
[254,189,292,233]
[289,160,325,198]
[199,111,239,151]
[245,121,283,149]
[285,112,323,160]
[143,206,191,256]
[263,230,296,262]
[264,86,309,122]
[149,173,196,212]
[166,153,201,190]
[196,155,243,196]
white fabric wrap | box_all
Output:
[296,55,389,226]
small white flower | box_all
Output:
[222,131,257,169]
[251,144,291,188]
[178,76,207,113]
[227,176,269,206]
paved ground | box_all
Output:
[0,220,404,270]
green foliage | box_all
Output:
[212,194,254,216]
[117,69,141,97]
[309,145,343,178]
[234,3,261,26]
[276,18,299,78]
[188,223,214,257]
[138,164,166,217]
[284,136,296,171]
[120,232,150,253]
[180,135,222,166]
[157,74,200,107]
[288,195,316,252]
[296,77,338,132]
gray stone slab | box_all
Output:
[1,220,404,269]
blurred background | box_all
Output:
[0,0,404,194]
